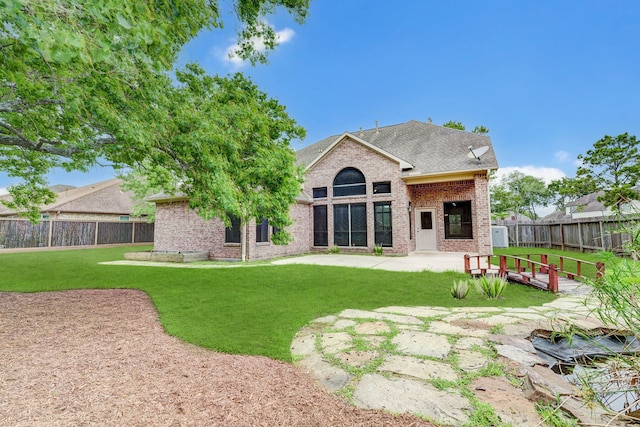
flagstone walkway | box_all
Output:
[292,295,629,426]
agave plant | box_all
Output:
[474,275,507,299]
[450,280,470,299]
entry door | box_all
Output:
[416,209,437,250]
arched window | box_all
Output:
[333,167,366,197]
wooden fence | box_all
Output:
[493,217,636,253]
[0,218,154,249]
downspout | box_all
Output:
[241,220,247,262]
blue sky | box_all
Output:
[2,0,640,208]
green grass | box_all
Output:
[492,247,610,280]
[0,246,556,361]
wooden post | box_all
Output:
[540,254,548,273]
[94,221,99,246]
[560,223,565,251]
[131,222,136,244]
[578,222,583,252]
[596,262,605,280]
[599,221,605,250]
[464,254,471,274]
[548,263,558,293]
[47,220,53,248]
[499,255,507,277]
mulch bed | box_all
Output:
[0,289,433,426]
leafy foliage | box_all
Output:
[474,275,507,299]
[0,0,309,224]
[576,133,640,210]
[547,176,598,211]
[450,279,470,299]
[490,171,552,220]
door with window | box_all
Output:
[416,209,437,250]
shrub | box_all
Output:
[373,245,384,256]
[474,275,507,299]
[450,280,470,299]
[327,246,341,254]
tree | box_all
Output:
[0,0,309,221]
[547,176,597,211]
[575,133,640,210]
[442,121,489,134]
[490,171,552,220]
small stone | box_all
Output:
[354,321,391,335]
[456,349,489,372]
[298,353,352,392]
[321,332,352,354]
[336,351,378,368]
[472,376,544,426]
[290,333,316,356]
[496,344,547,367]
[428,321,489,338]
[333,319,357,330]
[392,331,451,359]
[489,334,537,353]
[314,315,337,323]
[379,355,458,381]
[454,336,486,350]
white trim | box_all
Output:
[305,133,413,171]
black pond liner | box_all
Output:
[531,331,640,365]
[531,329,640,418]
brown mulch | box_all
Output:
[0,289,434,426]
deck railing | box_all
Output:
[464,253,605,293]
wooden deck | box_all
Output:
[504,271,591,295]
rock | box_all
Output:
[523,365,578,401]
[290,332,316,356]
[339,309,423,325]
[472,376,544,426]
[392,331,451,359]
[354,321,391,335]
[375,306,450,318]
[456,350,489,372]
[379,355,458,381]
[333,319,357,329]
[335,351,378,368]
[298,353,352,391]
[314,315,337,323]
[496,344,548,367]
[453,336,486,350]
[428,321,489,337]
[489,334,537,353]
[353,374,471,425]
[320,332,352,354]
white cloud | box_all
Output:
[554,150,570,162]
[222,24,295,68]
[0,187,7,196]
[494,165,566,184]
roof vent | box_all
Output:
[375,120,379,134]
[359,127,363,137]
[428,117,432,124]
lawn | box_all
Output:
[0,246,558,361]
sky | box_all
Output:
[2,1,640,216]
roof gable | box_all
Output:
[304,132,414,171]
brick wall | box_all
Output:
[153,200,311,260]
[303,137,411,255]
[409,173,492,254]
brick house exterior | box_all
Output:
[152,120,498,260]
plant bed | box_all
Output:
[124,250,209,263]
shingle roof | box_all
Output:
[296,120,499,176]
[0,178,138,216]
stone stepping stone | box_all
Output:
[339,309,423,325]
[335,350,378,368]
[353,374,471,426]
[428,321,489,337]
[454,336,486,350]
[354,321,391,335]
[376,306,450,318]
[298,353,352,391]
[472,376,544,426]
[495,344,547,367]
[392,331,451,358]
[321,332,352,354]
[456,349,490,372]
[290,332,316,356]
[378,355,458,381]
[333,319,357,329]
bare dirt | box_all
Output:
[0,289,433,426]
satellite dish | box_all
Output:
[467,145,489,164]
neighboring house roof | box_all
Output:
[542,186,640,221]
[0,178,138,216]
[296,120,498,180]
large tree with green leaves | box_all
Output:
[547,176,597,211]
[1,0,309,223]
[575,133,640,210]
[490,171,552,220]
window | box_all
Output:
[333,168,366,197]
[444,201,473,239]
[373,181,391,194]
[334,203,367,246]
[225,215,241,243]
[313,187,328,198]
[119,215,130,221]
[256,218,269,243]
[313,205,328,246]
[374,202,392,247]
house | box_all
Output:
[542,186,640,221]
[152,120,499,260]
[0,178,144,221]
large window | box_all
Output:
[333,168,366,197]
[256,218,269,243]
[444,201,473,239]
[313,205,328,246]
[225,215,241,243]
[334,203,367,246]
[374,202,392,247]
